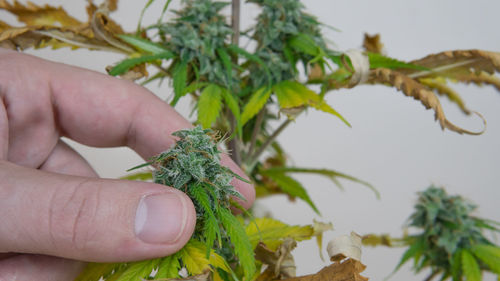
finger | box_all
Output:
[0,50,254,207]
[0,99,7,160]
[0,160,196,262]
[39,139,98,178]
[0,254,84,281]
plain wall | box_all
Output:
[2,1,500,280]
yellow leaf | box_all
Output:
[246,217,314,251]
[178,240,231,276]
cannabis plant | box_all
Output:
[392,187,500,281]
[1,0,500,280]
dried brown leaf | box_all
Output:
[106,63,148,81]
[0,0,82,27]
[255,239,297,279]
[89,3,132,53]
[282,259,368,281]
[370,68,486,135]
[419,78,472,115]
[363,33,384,54]
[450,70,500,92]
[402,49,500,78]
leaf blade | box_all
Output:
[197,84,223,128]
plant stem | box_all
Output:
[247,119,292,170]
[247,108,265,158]
[227,0,242,165]
[231,0,240,45]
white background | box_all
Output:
[2,1,500,280]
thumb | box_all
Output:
[0,160,196,262]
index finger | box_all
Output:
[0,50,255,206]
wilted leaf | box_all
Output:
[363,33,384,54]
[370,68,486,135]
[419,77,472,115]
[282,259,368,281]
[255,239,297,279]
[0,0,82,27]
[313,220,334,261]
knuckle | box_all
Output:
[48,178,101,252]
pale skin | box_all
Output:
[0,49,255,281]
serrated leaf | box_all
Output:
[217,208,256,280]
[451,249,463,281]
[367,52,427,71]
[462,250,482,281]
[0,1,82,27]
[289,33,320,57]
[114,259,158,281]
[74,262,121,281]
[171,60,188,106]
[179,239,232,276]
[183,82,209,95]
[245,217,315,251]
[471,244,500,274]
[197,84,223,128]
[221,88,242,137]
[156,254,181,279]
[216,48,233,87]
[109,52,174,76]
[118,34,170,55]
[393,237,424,273]
[260,170,319,214]
[419,77,472,115]
[263,167,379,199]
[241,87,271,125]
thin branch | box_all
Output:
[247,119,292,169]
[227,0,242,165]
[247,108,266,158]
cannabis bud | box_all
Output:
[149,126,256,279]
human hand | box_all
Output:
[0,50,255,281]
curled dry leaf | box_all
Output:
[255,238,297,280]
[404,49,500,78]
[362,33,384,55]
[327,232,362,262]
[282,259,368,281]
[0,0,128,53]
[370,68,486,135]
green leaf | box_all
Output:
[217,48,233,87]
[241,87,272,125]
[217,208,256,280]
[245,217,314,251]
[451,249,463,281]
[156,254,181,279]
[289,33,320,57]
[462,250,482,281]
[109,52,174,76]
[189,184,221,256]
[75,263,120,281]
[221,88,242,137]
[197,84,223,128]
[367,52,428,71]
[393,237,424,273]
[263,167,379,199]
[471,244,500,274]
[171,61,188,106]
[183,82,209,95]
[137,0,155,33]
[120,171,153,181]
[114,259,159,281]
[118,34,171,55]
[261,170,320,214]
